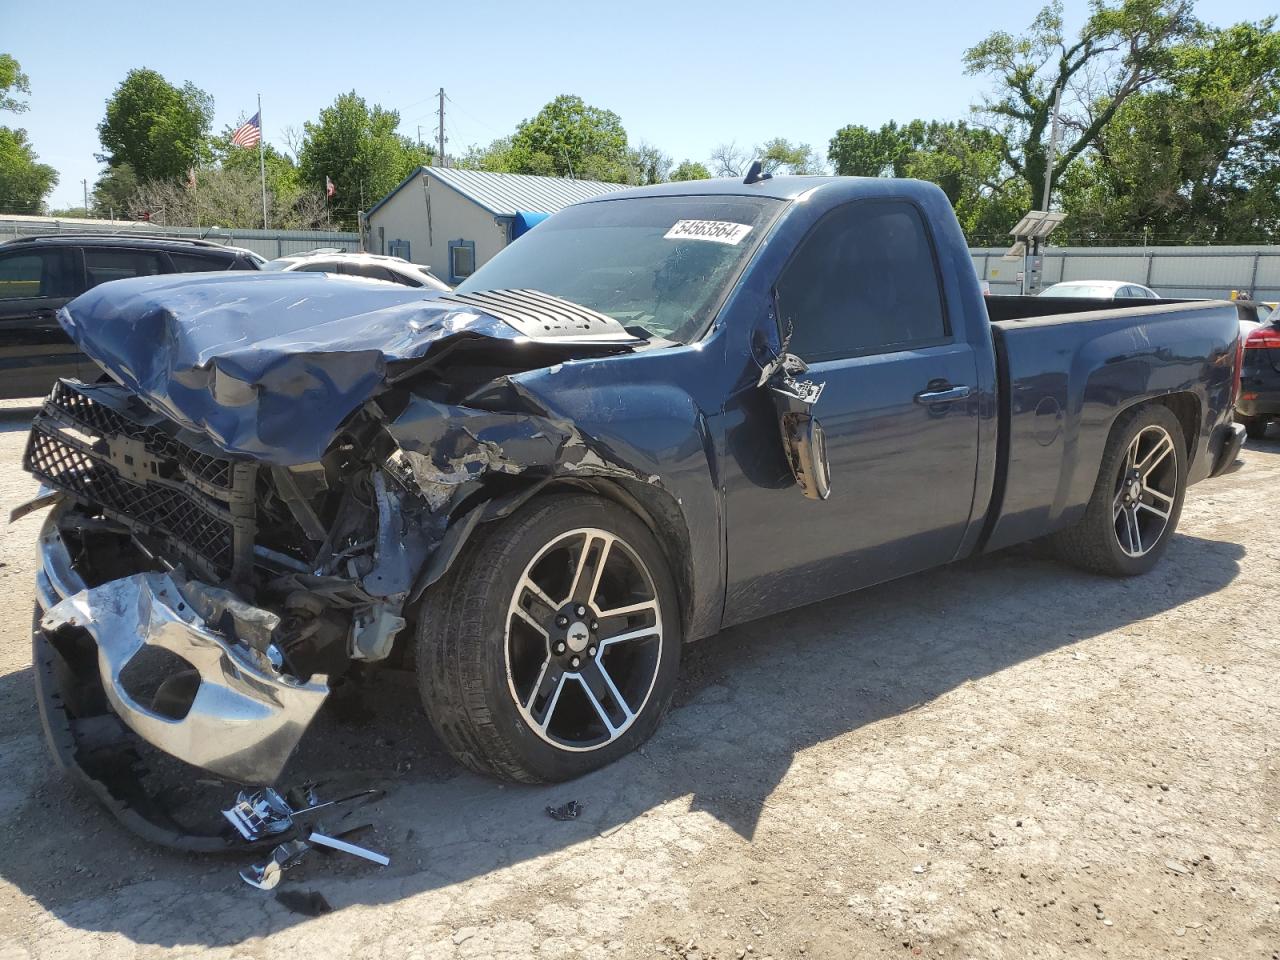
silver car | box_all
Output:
[263,250,450,291]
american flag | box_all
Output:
[325,176,336,198]
[230,112,261,148]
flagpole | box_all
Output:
[257,94,268,229]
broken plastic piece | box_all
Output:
[546,800,583,821]
[308,831,390,865]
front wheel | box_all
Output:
[1049,404,1187,577]
[417,494,681,783]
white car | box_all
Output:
[263,250,450,291]
[1039,280,1159,300]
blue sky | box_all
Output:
[4,0,1277,210]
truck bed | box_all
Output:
[980,298,1242,553]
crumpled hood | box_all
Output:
[59,271,637,464]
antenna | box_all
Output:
[743,159,772,185]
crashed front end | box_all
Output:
[22,272,644,844]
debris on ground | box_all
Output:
[546,800,583,821]
[222,784,389,889]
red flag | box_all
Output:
[325,176,336,199]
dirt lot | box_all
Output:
[0,398,1277,960]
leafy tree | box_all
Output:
[829,119,1028,239]
[0,128,58,213]
[297,91,430,229]
[91,162,139,218]
[97,68,214,182]
[709,138,824,177]
[0,54,57,214]
[669,159,712,181]
[506,95,630,181]
[964,0,1197,208]
[1060,17,1280,242]
[1,53,31,113]
[133,166,327,230]
[626,142,672,185]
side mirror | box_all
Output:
[758,351,831,501]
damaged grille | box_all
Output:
[24,380,257,581]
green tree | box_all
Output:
[669,159,712,181]
[0,54,57,214]
[709,138,824,177]
[828,119,1028,239]
[1,53,31,113]
[964,0,1197,208]
[626,142,672,185]
[505,95,630,181]
[1060,17,1280,242]
[97,68,214,182]
[91,162,139,218]
[0,128,58,213]
[297,91,430,229]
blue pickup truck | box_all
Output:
[23,173,1245,844]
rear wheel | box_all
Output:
[1050,404,1187,577]
[417,494,681,783]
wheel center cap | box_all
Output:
[1128,480,1142,500]
[566,621,590,653]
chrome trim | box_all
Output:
[36,517,328,784]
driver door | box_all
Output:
[722,199,981,624]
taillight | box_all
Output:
[1245,325,1280,350]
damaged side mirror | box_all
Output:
[757,349,831,501]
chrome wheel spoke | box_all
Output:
[576,661,633,735]
[526,662,567,729]
[568,533,610,606]
[516,576,559,625]
[1143,484,1174,508]
[1137,434,1174,479]
[1137,500,1169,521]
[597,625,661,651]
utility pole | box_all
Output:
[436,88,447,167]
[417,125,423,147]
[1041,84,1063,212]
[81,179,89,216]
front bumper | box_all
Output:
[34,509,328,786]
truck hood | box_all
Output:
[59,271,641,465]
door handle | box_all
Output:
[914,384,972,405]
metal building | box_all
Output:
[362,167,629,285]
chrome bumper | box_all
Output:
[35,511,328,784]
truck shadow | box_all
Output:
[0,530,1244,946]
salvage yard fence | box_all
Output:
[971,244,1280,302]
[0,215,360,260]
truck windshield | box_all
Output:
[456,195,784,343]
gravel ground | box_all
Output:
[0,397,1277,960]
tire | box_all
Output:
[1049,403,1188,577]
[1241,416,1268,440]
[417,493,682,783]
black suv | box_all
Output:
[0,235,264,400]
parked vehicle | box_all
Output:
[0,234,264,399]
[1039,280,1160,299]
[263,249,450,290]
[1237,307,1280,439]
[21,174,1246,847]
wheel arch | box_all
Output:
[411,476,698,644]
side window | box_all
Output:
[340,262,398,283]
[83,248,166,289]
[0,250,79,300]
[777,200,948,361]
[448,239,476,284]
[169,252,231,273]
[295,261,340,273]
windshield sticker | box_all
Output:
[664,220,753,245]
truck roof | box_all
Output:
[577,175,848,204]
